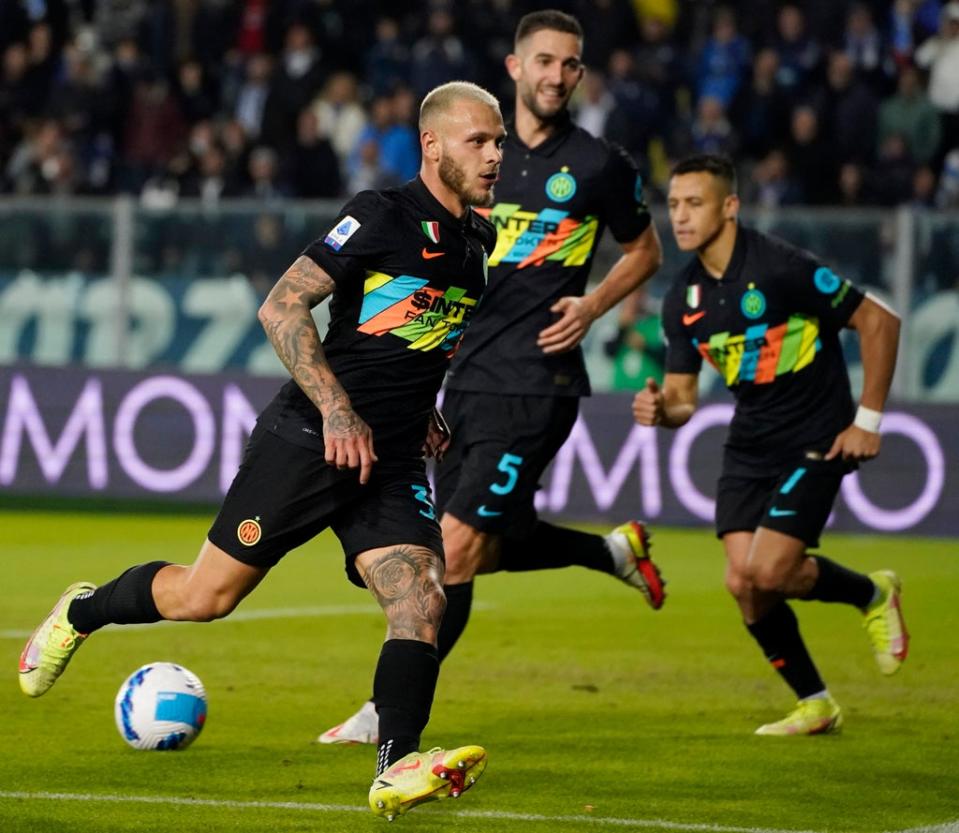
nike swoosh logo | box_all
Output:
[422,248,445,259]
[768,507,796,517]
[682,312,706,326]
[477,505,502,517]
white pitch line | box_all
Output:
[0,601,495,640]
[1,790,954,833]
[0,790,819,832]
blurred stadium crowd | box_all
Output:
[2,0,959,209]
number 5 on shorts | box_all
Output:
[490,453,524,495]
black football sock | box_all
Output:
[373,639,439,775]
[802,555,876,608]
[498,521,615,574]
[437,581,473,663]
[746,602,825,699]
[67,561,170,634]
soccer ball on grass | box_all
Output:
[114,662,207,750]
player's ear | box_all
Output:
[505,52,522,81]
[723,193,740,221]
[421,128,441,163]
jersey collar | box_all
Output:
[695,223,749,285]
[505,111,574,157]
[406,175,476,234]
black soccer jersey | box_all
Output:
[445,114,651,397]
[663,225,865,469]
[259,177,496,459]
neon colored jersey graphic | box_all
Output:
[477,203,598,268]
[696,314,822,386]
[358,271,478,354]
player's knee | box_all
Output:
[749,561,789,594]
[724,570,752,600]
[441,517,490,582]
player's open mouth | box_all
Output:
[479,172,499,184]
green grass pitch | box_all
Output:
[1,510,957,833]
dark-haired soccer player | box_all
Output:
[320,8,666,746]
[634,153,907,735]
[19,81,505,818]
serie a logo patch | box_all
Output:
[237,519,262,546]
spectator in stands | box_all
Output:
[243,145,290,200]
[260,22,325,152]
[119,71,187,193]
[911,164,938,207]
[5,119,80,196]
[915,1,959,161]
[233,53,272,141]
[689,95,737,157]
[365,17,411,96]
[180,141,241,204]
[786,104,838,204]
[695,6,752,107]
[771,4,820,96]
[575,0,639,71]
[871,133,917,205]
[746,148,803,208]
[843,3,890,90]
[288,108,342,199]
[347,93,419,186]
[175,58,217,126]
[936,148,959,208]
[606,48,660,161]
[573,70,619,139]
[347,138,402,196]
[815,51,879,167]
[878,64,941,167]
[603,286,665,392]
[634,14,683,132]
[310,71,367,164]
[410,7,474,99]
[732,48,793,160]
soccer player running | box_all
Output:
[634,153,908,735]
[18,81,506,819]
[320,9,666,746]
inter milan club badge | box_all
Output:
[237,518,262,546]
[545,166,576,203]
[740,283,767,319]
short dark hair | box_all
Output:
[671,154,738,193]
[514,10,583,48]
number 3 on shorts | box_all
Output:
[490,453,524,495]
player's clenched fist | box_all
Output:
[632,377,665,426]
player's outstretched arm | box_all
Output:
[259,255,377,483]
[537,223,663,355]
[632,373,698,429]
[826,294,901,462]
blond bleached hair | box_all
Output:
[419,81,501,131]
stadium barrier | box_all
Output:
[1,365,953,536]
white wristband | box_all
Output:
[854,405,882,433]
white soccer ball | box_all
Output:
[114,662,207,750]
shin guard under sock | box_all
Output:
[746,602,825,699]
[67,561,169,633]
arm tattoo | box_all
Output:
[259,255,351,418]
[364,546,445,641]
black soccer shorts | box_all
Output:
[715,451,856,548]
[436,389,579,536]
[208,424,443,587]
